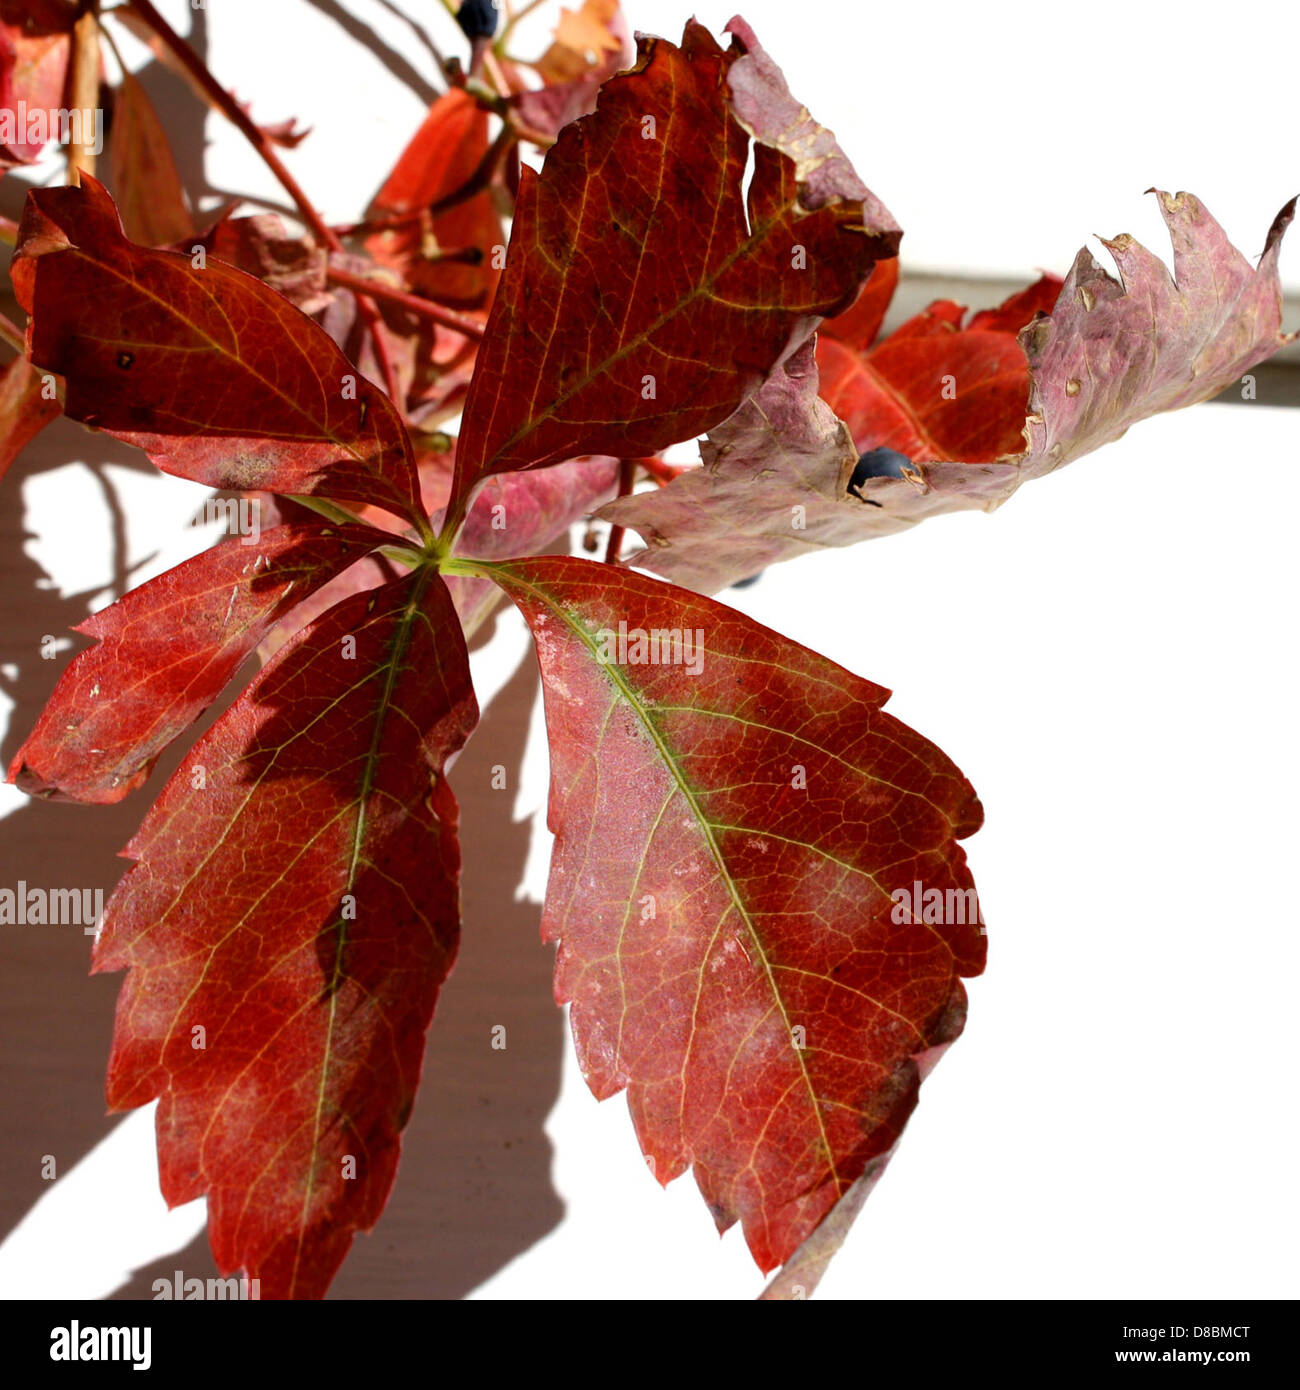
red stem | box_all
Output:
[327,266,485,342]
[636,455,690,487]
[127,1,332,244]
[362,305,402,405]
[603,459,636,565]
[0,307,27,355]
[125,0,402,401]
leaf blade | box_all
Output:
[364,87,502,309]
[94,567,477,1297]
[107,69,193,247]
[447,18,899,515]
[13,177,425,526]
[8,523,391,803]
[481,554,983,1274]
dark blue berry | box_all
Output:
[848,447,911,500]
[456,0,499,40]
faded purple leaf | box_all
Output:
[605,191,1295,594]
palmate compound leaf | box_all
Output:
[255,455,622,660]
[469,554,984,1285]
[92,567,477,1298]
[8,523,391,803]
[603,191,1295,593]
[11,176,426,528]
[445,16,900,524]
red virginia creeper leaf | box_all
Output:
[364,87,502,309]
[817,250,899,351]
[7,523,391,803]
[107,68,194,247]
[963,277,1066,335]
[600,335,857,593]
[606,192,1294,593]
[195,212,331,314]
[758,992,964,1299]
[0,13,72,163]
[447,17,899,518]
[479,554,983,1277]
[94,568,477,1299]
[0,350,61,482]
[444,453,620,635]
[448,454,619,563]
[1011,191,1293,471]
[0,0,77,31]
[816,273,1063,461]
[759,1143,896,1300]
[12,176,426,527]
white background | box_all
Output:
[0,0,1296,1300]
